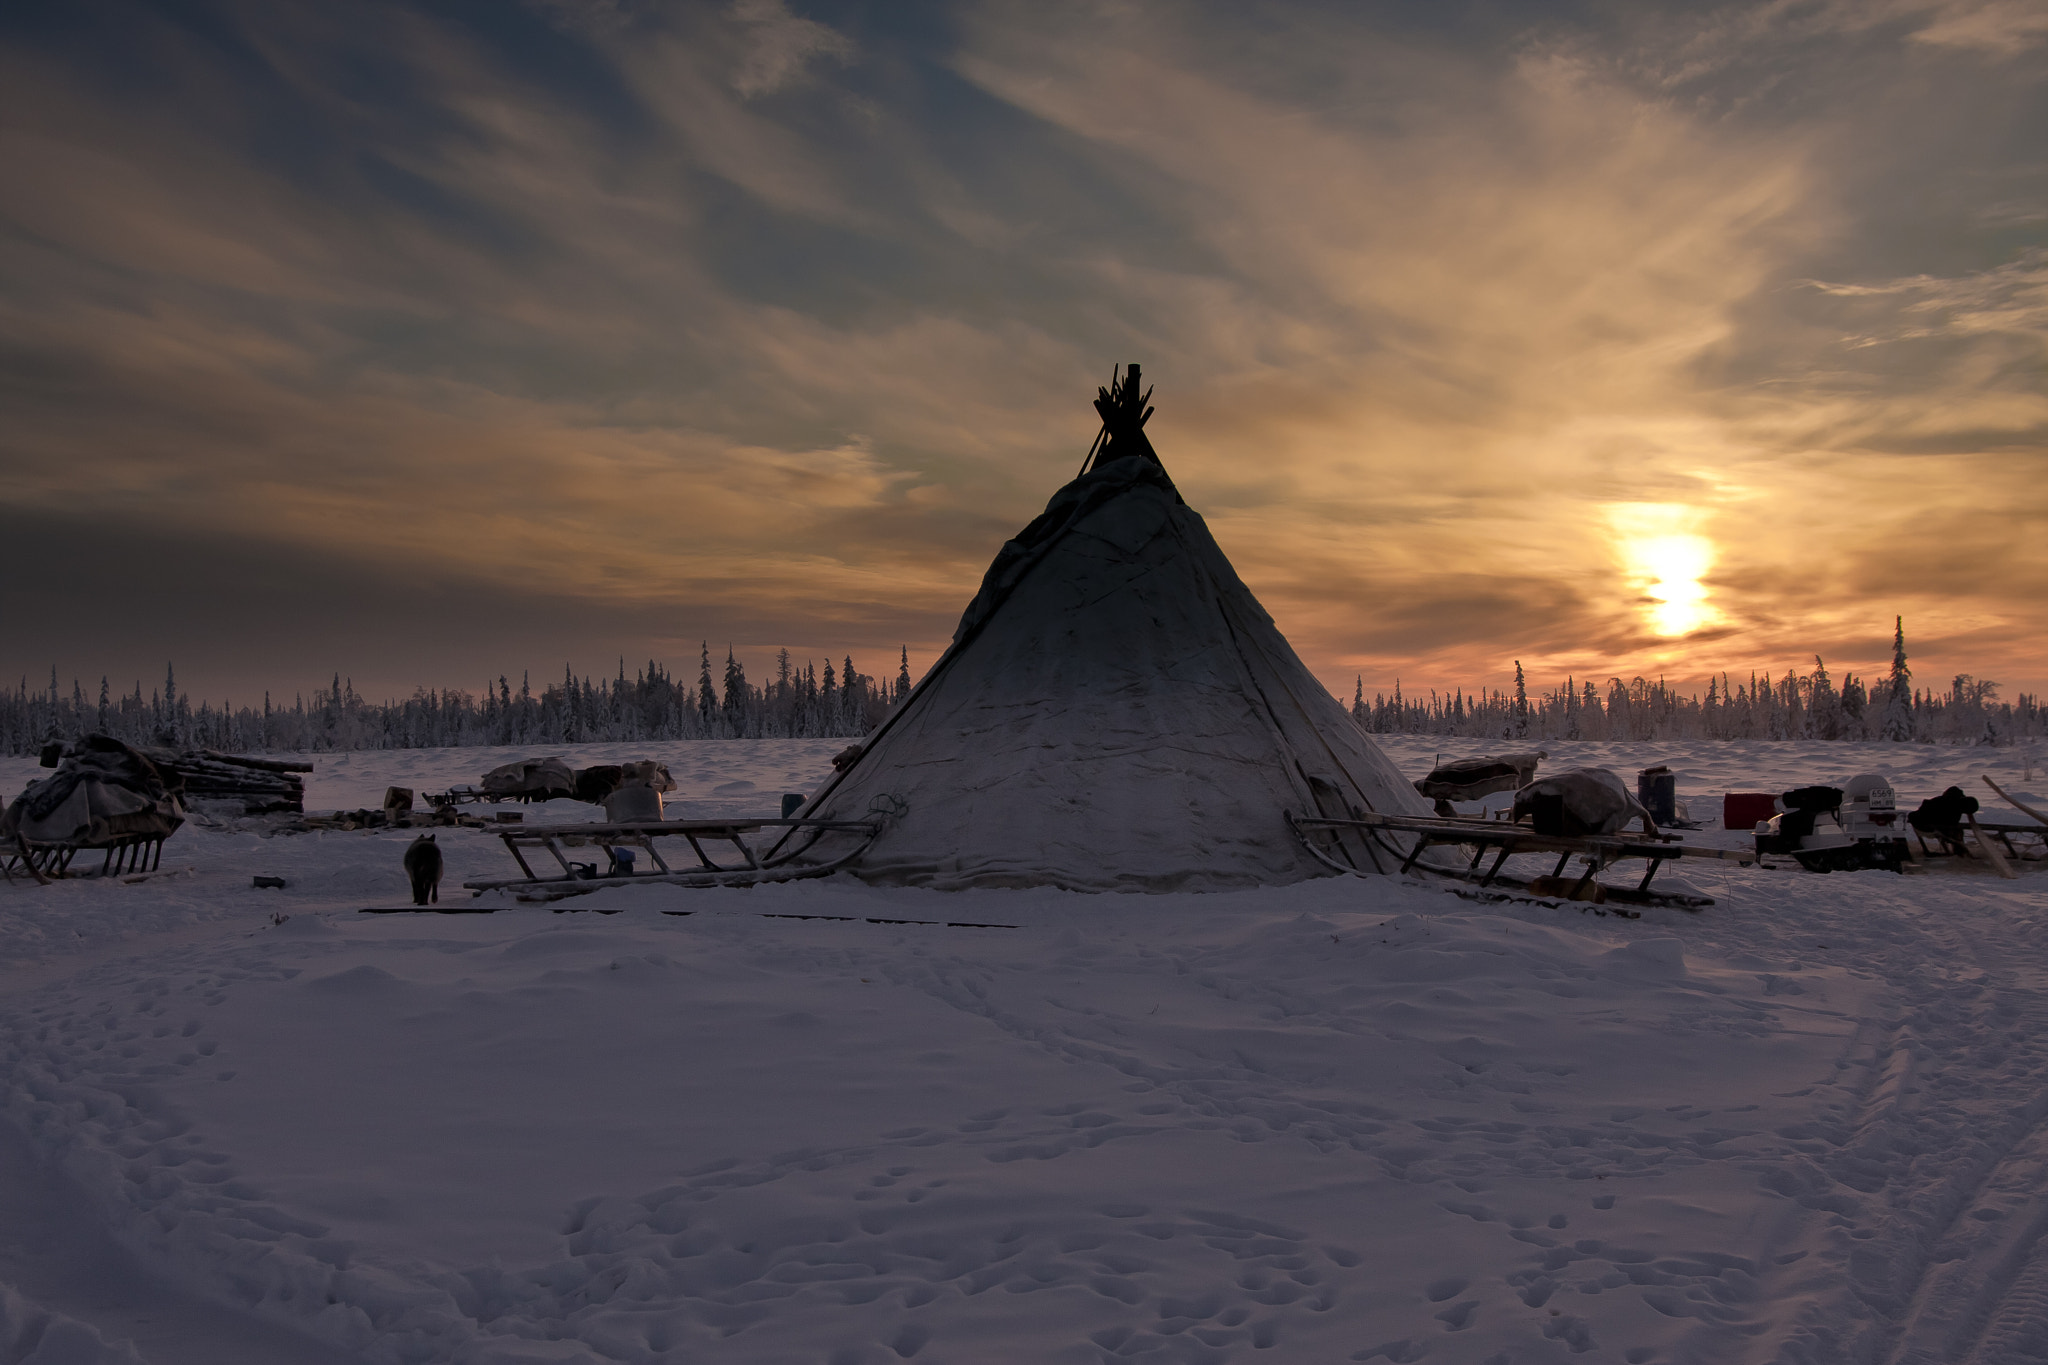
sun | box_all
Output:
[1606,504,1718,638]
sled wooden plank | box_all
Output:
[1287,811,1724,906]
[1985,775,2048,830]
[1968,813,2019,879]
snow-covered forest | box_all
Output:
[1342,619,2045,746]
[4,628,2040,756]
[1351,663,2040,745]
[0,646,910,756]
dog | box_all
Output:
[403,834,443,906]
[1525,874,1606,904]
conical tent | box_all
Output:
[791,366,1434,892]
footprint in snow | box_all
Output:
[1434,1299,1478,1331]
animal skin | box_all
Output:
[403,834,443,906]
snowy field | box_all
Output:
[2,738,2046,1365]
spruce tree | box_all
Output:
[697,643,715,727]
[723,647,748,730]
[897,647,912,703]
[1807,656,1841,740]
[1881,616,1915,741]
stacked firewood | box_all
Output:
[143,749,313,815]
[37,738,313,816]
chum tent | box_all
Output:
[783,366,1435,891]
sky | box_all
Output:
[2,0,2044,710]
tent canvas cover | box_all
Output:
[788,366,1433,891]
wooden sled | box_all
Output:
[4,832,171,885]
[1288,810,1758,910]
[1906,816,2040,874]
[462,816,881,902]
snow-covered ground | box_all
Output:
[2,739,2045,1364]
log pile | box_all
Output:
[143,749,313,815]
[37,738,314,818]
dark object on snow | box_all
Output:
[1637,767,1677,826]
[383,787,414,817]
[1521,793,1572,836]
[1723,792,1778,832]
[480,757,577,803]
[571,761,676,804]
[404,834,443,905]
[1415,751,1545,814]
[782,793,806,818]
[1754,785,1905,872]
[574,765,626,805]
[253,875,287,889]
[2,735,184,881]
[831,743,865,773]
[1771,786,1845,845]
[1910,786,1980,838]
[1512,767,1655,837]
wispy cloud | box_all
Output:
[1907,0,2048,55]
[0,0,2042,700]
[728,0,854,97]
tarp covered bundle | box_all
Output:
[787,367,1434,892]
[1511,767,1655,837]
[481,758,672,805]
[570,761,676,805]
[1415,751,1546,803]
[1,736,184,847]
[481,758,578,802]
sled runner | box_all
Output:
[1286,810,1755,909]
[462,816,882,901]
[3,830,172,884]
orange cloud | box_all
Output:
[0,1,2041,703]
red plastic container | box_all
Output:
[1722,792,1778,831]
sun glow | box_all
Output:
[1607,504,1718,637]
